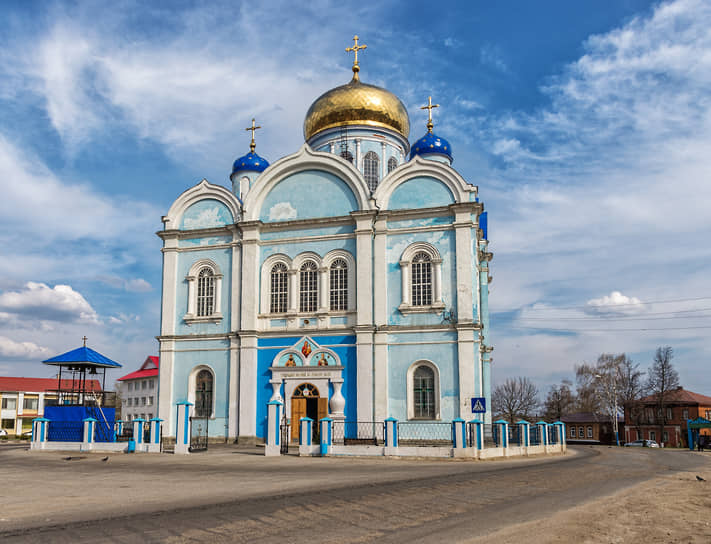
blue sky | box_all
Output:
[1,0,710,398]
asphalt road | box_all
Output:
[0,445,706,543]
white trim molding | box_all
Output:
[406,360,441,421]
[184,259,223,324]
[163,178,241,231]
[398,242,445,315]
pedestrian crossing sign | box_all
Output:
[471,397,486,413]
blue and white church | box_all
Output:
[157,39,493,443]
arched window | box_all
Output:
[411,252,433,306]
[329,259,348,311]
[299,261,318,312]
[196,267,215,317]
[364,151,380,191]
[270,263,288,313]
[340,150,354,163]
[194,369,213,418]
[413,365,435,419]
[387,156,398,174]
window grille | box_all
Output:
[587,426,593,438]
[329,259,348,311]
[270,263,288,313]
[387,156,397,173]
[341,150,354,163]
[413,365,435,419]
[411,252,433,306]
[195,369,213,418]
[196,267,215,316]
[571,427,576,438]
[363,151,380,191]
[299,261,318,313]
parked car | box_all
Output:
[21,430,33,438]
[0,429,8,437]
[624,439,659,448]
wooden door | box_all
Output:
[317,397,328,422]
[291,397,306,442]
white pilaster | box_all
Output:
[373,214,388,325]
[288,270,298,313]
[239,222,260,331]
[161,237,179,335]
[453,204,474,323]
[158,340,175,435]
[380,141,387,180]
[456,326,477,419]
[355,139,361,171]
[373,331,388,422]
[356,331,374,422]
[352,211,375,326]
[228,336,240,440]
[238,333,258,442]
[318,266,329,312]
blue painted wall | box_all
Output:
[389,177,454,210]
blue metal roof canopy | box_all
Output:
[43,346,123,369]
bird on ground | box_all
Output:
[101,456,109,462]
[696,475,706,481]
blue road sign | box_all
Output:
[471,397,486,413]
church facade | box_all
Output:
[157,41,493,442]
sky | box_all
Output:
[0,0,709,399]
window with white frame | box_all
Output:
[411,252,433,306]
[194,369,213,418]
[299,261,318,313]
[387,156,398,174]
[270,263,288,313]
[682,409,689,419]
[407,361,440,420]
[196,267,215,316]
[571,427,576,438]
[587,426,593,438]
[363,151,380,191]
[128,383,133,391]
[184,260,223,323]
[147,396,153,406]
[329,259,348,311]
[398,243,445,314]
[578,426,584,438]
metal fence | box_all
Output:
[332,421,385,445]
[397,421,453,446]
[483,424,500,447]
[189,417,208,452]
[508,425,522,446]
[547,425,559,445]
[529,425,542,445]
[47,420,84,442]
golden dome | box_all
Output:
[303,75,410,141]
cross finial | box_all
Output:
[244,118,262,153]
[82,336,88,347]
[420,96,440,133]
[345,35,367,80]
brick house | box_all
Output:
[624,387,711,447]
[561,412,623,445]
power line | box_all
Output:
[516,314,711,322]
[510,325,711,332]
[492,296,711,313]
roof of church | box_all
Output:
[232,151,269,174]
[410,130,453,161]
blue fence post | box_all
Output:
[133,418,146,448]
[468,419,483,451]
[687,419,694,451]
[149,418,163,448]
[385,417,398,450]
[536,421,548,447]
[266,399,283,456]
[320,417,332,456]
[554,421,565,450]
[175,401,193,455]
[517,420,530,448]
[82,417,97,450]
[32,417,49,450]
[116,419,123,439]
[452,418,466,450]
[495,420,509,449]
[299,417,313,452]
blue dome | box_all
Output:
[410,131,452,161]
[232,151,269,174]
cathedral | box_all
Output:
[157,37,493,443]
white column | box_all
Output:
[353,212,374,325]
[457,326,477,419]
[161,236,179,335]
[239,224,260,330]
[433,259,443,305]
[329,142,335,154]
[174,403,192,455]
[158,340,175,436]
[186,276,196,316]
[214,274,223,315]
[318,267,329,312]
[288,270,298,313]
[355,139,361,171]
[230,229,242,327]
[373,331,388,422]
[356,331,374,422]
[228,336,240,440]
[38,393,45,417]
[380,142,387,179]
[453,204,475,323]
[373,215,388,325]
[237,334,258,442]
[16,393,24,435]
[399,262,411,306]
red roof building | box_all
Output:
[116,357,159,421]
[624,387,711,447]
[0,377,102,436]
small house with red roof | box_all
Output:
[117,357,159,422]
[624,387,711,447]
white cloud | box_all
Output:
[0,336,51,359]
[268,202,297,221]
[124,279,152,293]
[586,291,643,315]
[0,282,98,324]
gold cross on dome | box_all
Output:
[420,96,440,133]
[346,35,367,77]
[244,118,262,152]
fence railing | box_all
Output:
[47,420,83,442]
[508,425,522,446]
[332,421,384,445]
[530,426,542,446]
[397,421,453,446]
[547,425,559,445]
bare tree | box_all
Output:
[574,364,601,413]
[646,346,680,444]
[492,377,540,423]
[618,356,646,439]
[543,379,576,421]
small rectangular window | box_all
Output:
[578,426,584,438]
[141,397,146,406]
[1,418,15,429]
[23,397,38,411]
[128,383,133,391]
[147,397,153,406]
[142,381,147,390]
[663,431,669,443]
[587,426,593,438]
[683,409,689,420]
[666,408,672,420]
[2,397,17,410]
[570,427,576,438]
[650,431,656,441]
[149,380,155,389]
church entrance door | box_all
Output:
[290,383,328,443]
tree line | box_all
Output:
[492,346,680,440]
